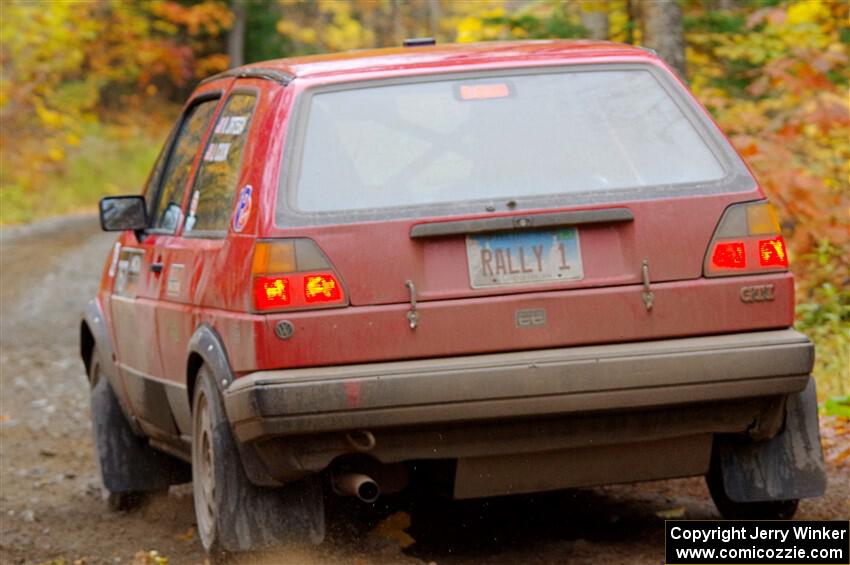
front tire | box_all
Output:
[191,365,325,554]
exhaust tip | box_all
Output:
[334,472,381,503]
[357,479,380,503]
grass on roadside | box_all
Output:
[1,122,166,225]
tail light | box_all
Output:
[704,200,789,277]
[251,239,348,312]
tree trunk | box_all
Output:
[639,0,686,79]
[428,0,441,39]
[580,1,609,40]
[391,0,404,45]
[227,1,246,68]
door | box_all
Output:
[111,95,220,436]
[155,89,262,436]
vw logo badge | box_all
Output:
[274,320,295,340]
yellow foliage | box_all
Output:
[47,148,65,162]
[457,16,484,43]
[786,1,831,25]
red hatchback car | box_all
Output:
[83,40,826,554]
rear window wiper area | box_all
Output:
[409,208,633,238]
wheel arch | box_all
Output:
[80,320,95,378]
[81,298,118,383]
[81,297,144,435]
[186,323,235,414]
[186,323,282,487]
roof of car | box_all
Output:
[231,40,656,83]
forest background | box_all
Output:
[0,0,847,406]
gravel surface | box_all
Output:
[1,215,847,565]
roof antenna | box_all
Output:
[403,37,436,47]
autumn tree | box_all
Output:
[639,0,686,78]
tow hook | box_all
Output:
[641,259,654,312]
[405,280,419,330]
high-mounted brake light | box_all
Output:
[251,240,347,312]
[704,201,789,277]
[459,83,510,101]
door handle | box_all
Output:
[150,262,164,274]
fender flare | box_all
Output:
[81,298,144,436]
[186,324,283,487]
[186,323,235,400]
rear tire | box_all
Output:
[706,450,799,520]
[89,347,189,511]
[191,365,325,554]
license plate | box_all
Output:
[467,229,584,288]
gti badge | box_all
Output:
[740,284,775,303]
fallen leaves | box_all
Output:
[174,526,195,543]
[369,511,416,549]
[820,415,850,470]
[131,550,169,565]
[655,506,687,520]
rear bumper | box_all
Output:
[224,328,813,443]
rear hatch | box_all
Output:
[278,64,756,305]
[260,63,789,367]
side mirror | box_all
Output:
[99,196,147,232]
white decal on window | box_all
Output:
[214,116,231,134]
[223,115,248,135]
[204,142,231,162]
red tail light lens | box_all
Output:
[711,242,747,269]
[304,274,342,303]
[254,276,292,310]
[758,237,788,267]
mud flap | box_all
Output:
[716,377,826,503]
[91,377,190,494]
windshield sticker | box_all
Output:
[214,115,248,136]
[233,184,252,232]
[204,142,230,162]
[185,190,200,232]
[224,115,248,135]
[214,116,230,134]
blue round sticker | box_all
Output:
[233,185,253,232]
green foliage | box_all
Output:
[477,5,588,40]
[685,11,747,35]
[824,396,850,419]
[244,1,287,63]
[795,240,850,401]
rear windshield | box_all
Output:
[279,66,750,225]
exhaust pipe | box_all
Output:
[334,473,380,503]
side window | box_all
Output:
[184,93,258,235]
[143,130,175,222]
[150,98,219,233]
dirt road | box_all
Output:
[1,216,847,565]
